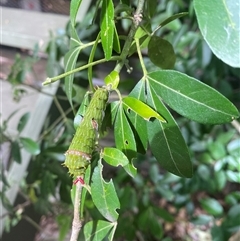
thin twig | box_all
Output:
[70,179,83,241]
[231,119,240,134]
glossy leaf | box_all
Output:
[70,0,83,27]
[104,70,119,89]
[100,0,114,60]
[84,220,116,241]
[102,147,129,167]
[91,159,120,222]
[146,82,192,178]
[200,198,223,216]
[123,96,166,122]
[64,27,82,108]
[148,36,176,69]
[19,137,40,155]
[74,91,91,129]
[147,70,239,124]
[194,0,240,67]
[17,112,30,133]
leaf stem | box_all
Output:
[114,0,145,73]
[135,38,147,77]
[42,56,121,86]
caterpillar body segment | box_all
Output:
[64,87,109,177]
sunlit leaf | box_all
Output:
[123,96,166,122]
[91,159,120,222]
[100,0,115,60]
[70,0,83,27]
[104,70,119,89]
[147,70,239,124]
[102,147,129,167]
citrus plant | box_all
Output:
[42,0,239,240]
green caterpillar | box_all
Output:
[64,87,109,178]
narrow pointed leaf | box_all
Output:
[194,0,240,67]
[148,70,239,124]
[113,25,121,53]
[146,82,192,178]
[102,147,129,167]
[20,137,40,155]
[127,80,148,153]
[70,0,83,27]
[64,46,81,108]
[100,0,115,60]
[74,91,91,129]
[64,27,82,108]
[114,103,137,160]
[84,220,115,241]
[17,112,30,133]
[114,104,137,177]
[91,160,120,222]
[155,12,188,30]
[123,96,166,122]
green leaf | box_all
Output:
[64,27,82,108]
[207,142,226,160]
[114,103,137,177]
[80,165,91,217]
[104,70,119,89]
[19,137,40,155]
[148,36,176,69]
[84,220,116,241]
[114,103,137,159]
[56,214,71,241]
[113,25,121,53]
[137,207,163,239]
[194,0,240,67]
[70,0,83,27]
[100,0,115,60]
[153,12,188,32]
[74,91,91,129]
[11,141,21,163]
[200,198,223,216]
[102,147,129,167]
[127,80,148,153]
[17,112,30,133]
[146,81,192,178]
[123,96,166,122]
[91,159,120,222]
[147,70,239,124]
